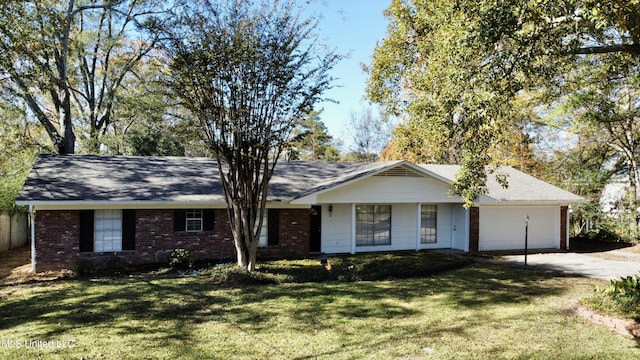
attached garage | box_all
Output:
[478,206,559,251]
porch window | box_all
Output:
[356,205,391,246]
[421,204,437,244]
[94,209,122,252]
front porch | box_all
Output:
[318,203,469,254]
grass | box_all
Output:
[0,256,639,359]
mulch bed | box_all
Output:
[570,238,635,253]
[0,246,71,286]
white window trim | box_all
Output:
[355,204,392,247]
[420,204,437,244]
[186,209,203,232]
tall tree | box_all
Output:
[546,51,640,236]
[0,0,169,154]
[288,110,340,161]
[345,106,393,162]
[0,100,43,213]
[166,0,338,271]
[98,54,188,156]
[367,0,640,206]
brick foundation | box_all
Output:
[34,208,311,273]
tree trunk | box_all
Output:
[56,0,76,154]
[58,92,75,154]
[229,202,261,272]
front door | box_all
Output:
[310,206,322,253]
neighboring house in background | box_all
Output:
[600,179,629,214]
[16,155,585,273]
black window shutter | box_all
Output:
[79,210,94,252]
[267,209,279,246]
[203,209,215,231]
[174,210,186,231]
[122,210,136,250]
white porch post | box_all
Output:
[416,203,421,251]
[351,203,356,254]
[29,205,35,273]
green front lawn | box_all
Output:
[0,259,638,359]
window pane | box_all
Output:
[421,205,437,244]
[186,219,201,231]
[94,209,122,252]
[257,214,268,247]
[186,209,203,232]
[356,205,391,246]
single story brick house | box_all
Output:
[16,154,585,272]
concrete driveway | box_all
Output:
[499,249,640,280]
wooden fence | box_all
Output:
[0,213,28,252]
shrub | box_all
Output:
[73,259,95,276]
[590,274,640,318]
[105,257,132,273]
[169,249,193,271]
[205,264,281,286]
[198,252,473,286]
[601,275,640,306]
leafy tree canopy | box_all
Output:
[0,0,170,154]
[0,101,43,213]
[288,110,340,161]
[367,0,640,207]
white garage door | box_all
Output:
[479,206,559,251]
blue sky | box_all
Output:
[303,1,390,146]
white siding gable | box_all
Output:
[316,176,461,204]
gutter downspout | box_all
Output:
[29,205,35,273]
[416,203,421,251]
[351,204,356,255]
[566,205,571,250]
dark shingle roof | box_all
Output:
[17,154,584,205]
[422,164,585,203]
[18,155,224,202]
[16,154,387,204]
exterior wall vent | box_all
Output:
[375,166,422,177]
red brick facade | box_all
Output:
[34,208,311,272]
[469,207,479,253]
[560,206,568,250]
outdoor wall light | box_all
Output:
[329,204,333,217]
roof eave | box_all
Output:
[18,199,301,210]
[475,198,587,206]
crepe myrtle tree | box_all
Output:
[166,0,339,271]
